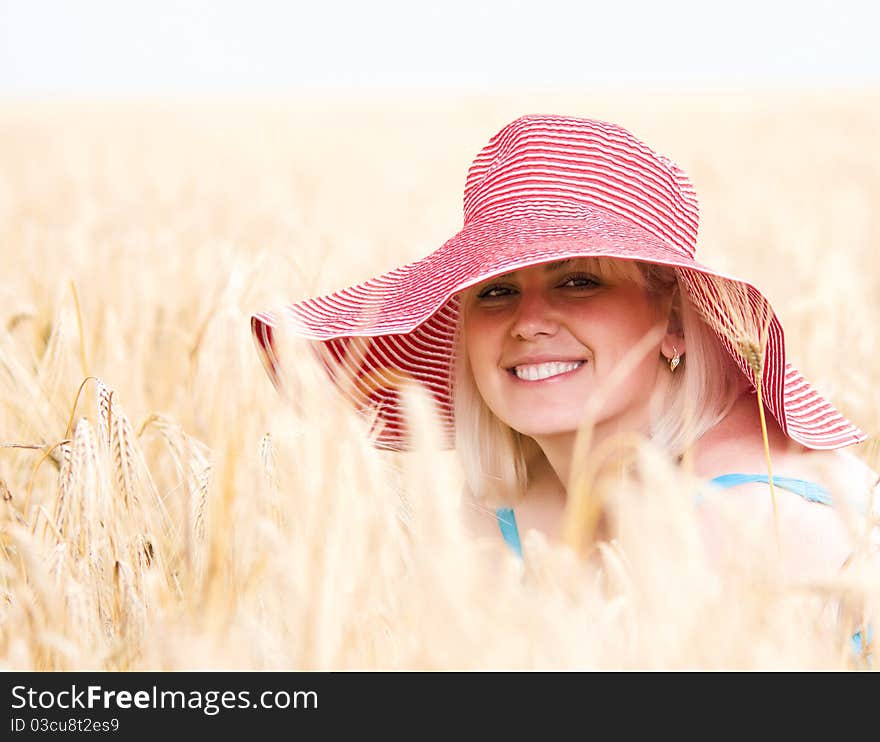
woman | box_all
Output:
[251,114,876,580]
[458,255,870,578]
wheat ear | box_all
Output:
[110,401,138,509]
[688,273,780,551]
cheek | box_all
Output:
[593,296,662,345]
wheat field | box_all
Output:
[1,91,878,670]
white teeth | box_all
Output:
[513,361,584,381]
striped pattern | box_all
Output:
[251,114,866,451]
[463,116,699,258]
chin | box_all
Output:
[508,418,580,439]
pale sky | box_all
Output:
[1,0,878,94]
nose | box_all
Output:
[510,291,559,341]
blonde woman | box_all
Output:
[252,114,876,586]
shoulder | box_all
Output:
[694,392,877,500]
[695,444,877,580]
[812,448,879,507]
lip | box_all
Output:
[503,355,589,369]
[505,359,588,384]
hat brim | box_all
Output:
[252,208,866,452]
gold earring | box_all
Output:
[669,346,681,373]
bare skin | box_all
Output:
[459,259,876,579]
[464,389,876,581]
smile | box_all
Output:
[508,360,587,382]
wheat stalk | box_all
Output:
[259,432,275,490]
[35,311,68,402]
[54,440,74,530]
[259,432,281,524]
[6,307,36,332]
[137,412,211,581]
[68,279,89,380]
[1,100,876,672]
[563,324,667,556]
[683,271,780,552]
[63,376,105,439]
[95,378,113,450]
[68,418,99,556]
[24,439,71,525]
[110,400,139,510]
[192,462,211,543]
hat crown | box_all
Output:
[462,114,700,258]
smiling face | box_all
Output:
[461,257,675,442]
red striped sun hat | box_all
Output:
[251,114,866,451]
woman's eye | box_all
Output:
[560,273,601,288]
[476,285,515,299]
[475,274,599,299]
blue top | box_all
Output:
[494,473,833,560]
[494,473,872,660]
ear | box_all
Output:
[659,289,686,361]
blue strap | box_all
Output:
[851,627,873,654]
[707,473,833,506]
[495,507,523,558]
[498,474,833,556]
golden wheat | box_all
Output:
[0,93,877,670]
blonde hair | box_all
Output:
[452,257,748,507]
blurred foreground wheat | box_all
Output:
[1,92,878,669]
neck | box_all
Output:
[531,365,674,491]
[533,404,659,493]
[688,387,790,476]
